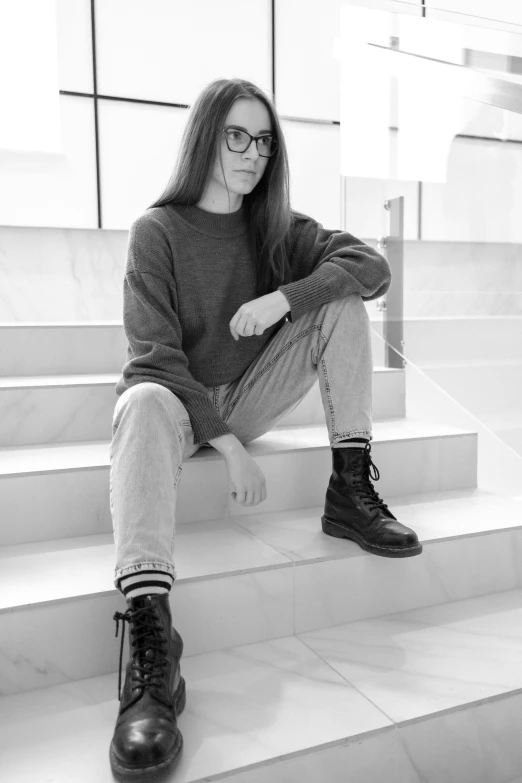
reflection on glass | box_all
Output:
[337,4,522,182]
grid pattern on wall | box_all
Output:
[3,0,522,241]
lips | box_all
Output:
[237,170,255,174]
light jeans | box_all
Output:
[110,293,373,588]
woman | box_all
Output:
[109,77,421,780]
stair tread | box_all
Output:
[1,588,521,782]
[2,315,521,325]
[0,418,476,476]
[1,488,520,611]
[416,358,522,368]
[0,365,400,388]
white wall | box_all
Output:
[0,0,521,242]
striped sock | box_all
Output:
[118,569,174,602]
[332,437,370,449]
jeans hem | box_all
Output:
[331,429,372,445]
[114,561,177,586]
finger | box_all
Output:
[230,316,239,339]
[238,317,253,336]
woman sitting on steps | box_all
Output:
[108,76,422,781]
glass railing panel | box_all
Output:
[381,196,522,460]
[370,328,522,499]
[339,3,522,464]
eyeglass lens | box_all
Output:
[225,129,276,157]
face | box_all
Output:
[212,98,273,200]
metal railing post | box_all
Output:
[378,196,405,368]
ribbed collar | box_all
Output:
[168,201,248,238]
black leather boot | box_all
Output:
[321,443,422,557]
[109,592,186,780]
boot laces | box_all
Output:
[113,601,169,702]
[350,443,391,514]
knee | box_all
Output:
[124,382,170,405]
[338,294,369,321]
[116,382,185,422]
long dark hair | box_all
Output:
[148,78,296,299]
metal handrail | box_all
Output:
[368,42,522,116]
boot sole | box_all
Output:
[321,515,423,558]
[109,675,186,781]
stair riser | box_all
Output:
[0,324,385,377]
[216,728,396,783]
[496,428,522,454]
[0,527,518,696]
[215,690,522,783]
[0,369,402,449]
[3,312,521,367]
[402,240,522,292]
[0,434,477,547]
[399,318,522,365]
[420,365,522,419]
[7,318,513,374]
[404,291,522,318]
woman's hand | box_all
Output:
[230,291,289,341]
[225,448,267,506]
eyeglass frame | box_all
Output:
[222,126,278,158]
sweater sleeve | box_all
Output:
[277,212,392,323]
[115,214,232,446]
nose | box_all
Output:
[242,137,260,160]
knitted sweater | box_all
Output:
[115,202,391,445]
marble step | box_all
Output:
[0,420,477,547]
[1,487,520,696]
[1,588,522,782]
[403,290,522,317]
[398,316,522,366]
[496,425,522,456]
[400,238,522,292]
[416,360,522,419]
[0,366,402,448]
[7,316,516,375]
[0,316,522,378]
[0,321,386,376]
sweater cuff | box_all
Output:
[278,274,332,323]
[186,395,232,446]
